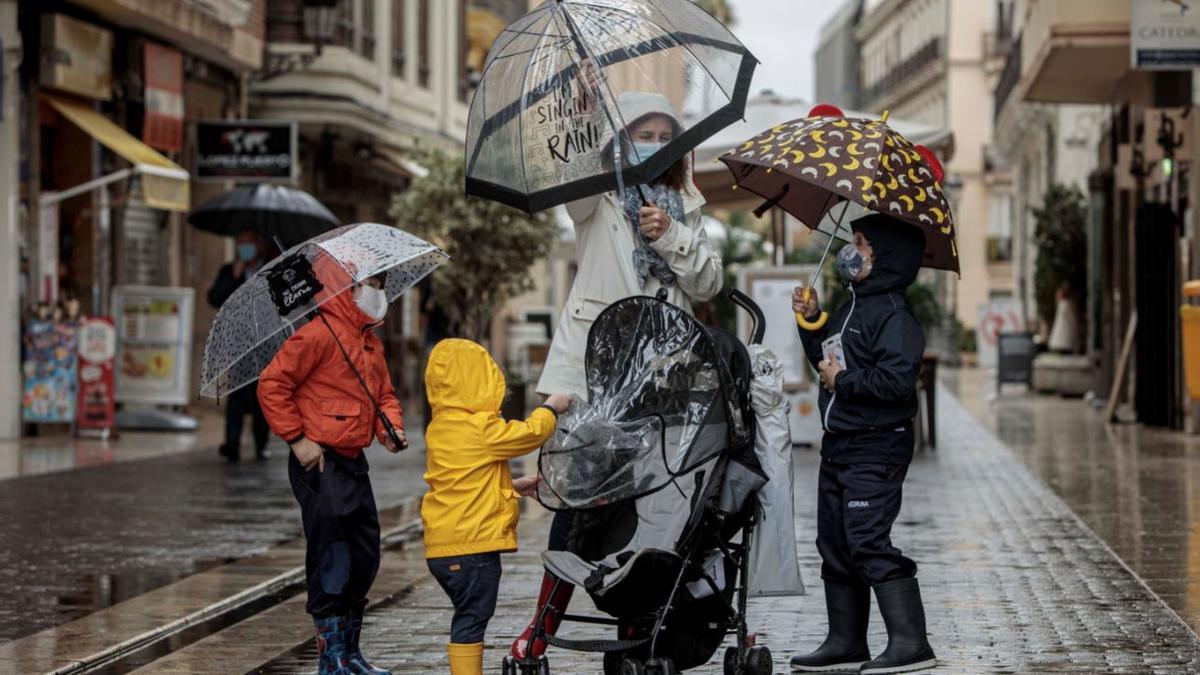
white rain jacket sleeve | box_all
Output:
[649,200,723,302]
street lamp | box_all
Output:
[303,0,341,54]
[257,0,342,81]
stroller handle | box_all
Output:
[726,288,766,345]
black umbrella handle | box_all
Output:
[315,310,408,451]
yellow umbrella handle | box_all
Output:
[795,287,829,330]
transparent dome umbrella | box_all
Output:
[465,0,757,213]
[200,223,448,448]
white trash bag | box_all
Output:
[747,345,805,597]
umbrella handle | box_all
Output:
[796,287,829,330]
[796,310,829,331]
[378,411,409,451]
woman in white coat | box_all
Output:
[511,91,725,661]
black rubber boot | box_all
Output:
[860,578,936,674]
[218,443,240,463]
[789,580,871,672]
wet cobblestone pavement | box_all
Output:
[248,388,1200,673]
[948,368,1200,637]
[0,436,427,643]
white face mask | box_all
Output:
[354,285,388,321]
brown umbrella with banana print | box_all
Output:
[719,103,959,329]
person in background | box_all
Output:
[208,227,272,462]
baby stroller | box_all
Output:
[504,290,777,675]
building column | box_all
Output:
[0,0,21,439]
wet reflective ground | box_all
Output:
[947,368,1200,635]
[0,436,427,643]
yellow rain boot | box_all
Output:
[448,642,483,675]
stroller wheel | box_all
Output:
[501,656,516,675]
[645,657,676,675]
[723,646,738,675]
[619,657,646,675]
[746,646,772,675]
[538,655,551,675]
[603,651,626,675]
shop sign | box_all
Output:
[143,42,184,153]
[38,196,59,303]
[40,14,113,101]
[196,120,297,181]
[21,321,79,423]
[112,286,195,406]
[77,317,116,434]
[1133,0,1200,69]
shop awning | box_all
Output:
[43,95,190,212]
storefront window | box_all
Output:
[418,0,430,88]
[392,0,406,77]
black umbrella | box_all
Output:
[188,184,339,248]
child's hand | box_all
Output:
[545,393,573,414]
[512,474,540,497]
[292,438,325,472]
[793,286,820,319]
[818,359,843,391]
[382,429,407,453]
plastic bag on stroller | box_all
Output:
[746,345,805,597]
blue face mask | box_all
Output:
[835,242,867,282]
[630,141,664,164]
[237,243,258,263]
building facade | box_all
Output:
[814,0,864,110]
[856,0,1015,333]
[5,0,266,438]
[992,0,1197,429]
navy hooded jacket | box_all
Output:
[798,213,927,464]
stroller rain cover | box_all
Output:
[537,297,750,513]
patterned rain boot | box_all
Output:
[345,610,392,674]
[315,615,353,675]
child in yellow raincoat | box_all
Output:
[421,338,572,675]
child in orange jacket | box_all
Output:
[259,273,403,675]
[421,338,571,675]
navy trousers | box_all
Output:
[428,553,503,643]
[288,449,381,618]
[816,457,917,587]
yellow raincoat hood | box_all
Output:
[421,339,557,559]
[425,339,507,415]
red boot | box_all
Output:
[510,572,575,660]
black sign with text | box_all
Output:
[196,120,296,181]
[265,253,323,315]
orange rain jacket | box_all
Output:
[421,339,557,559]
[258,273,403,459]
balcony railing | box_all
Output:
[993,33,1022,121]
[860,38,942,106]
[987,236,1013,263]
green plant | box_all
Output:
[1031,184,1087,329]
[905,281,942,334]
[957,319,978,353]
[390,149,560,342]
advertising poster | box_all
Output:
[113,286,194,406]
[21,321,79,423]
[977,300,1024,369]
[77,317,116,434]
